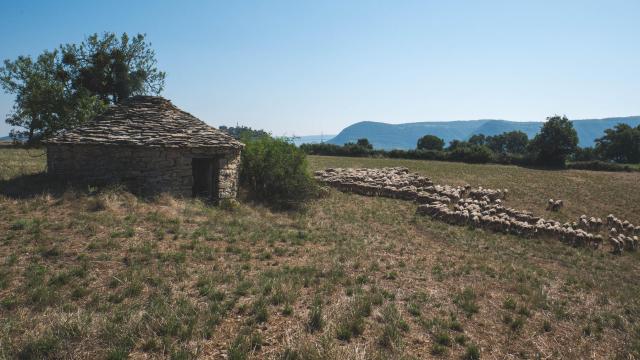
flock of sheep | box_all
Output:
[314,167,639,254]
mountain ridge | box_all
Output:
[327,116,640,149]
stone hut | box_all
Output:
[44,96,244,200]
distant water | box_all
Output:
[290,135,336,146]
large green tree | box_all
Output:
[482,131,529,154]
[595,123,640,163]
[0,32,165,142]
[468,134,486,146]
[529,115,578,167]
[356,138,373,150]
[417,134,445,151]
[502,131,529,154]
[61,33,166,103]
[0,51,104,142]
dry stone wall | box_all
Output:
[218,152,241,199]
[47,144,240,199]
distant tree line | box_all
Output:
[301,116,640,170]
[0,32,165,143]
[219,125,270,141]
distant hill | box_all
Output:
[328,117,640,150]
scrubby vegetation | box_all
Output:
[240,136,318,209]
[1,148,640,358]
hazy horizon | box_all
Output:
[1,0,639,137]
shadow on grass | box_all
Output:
[0,172,228,205]
[0,172,73,199]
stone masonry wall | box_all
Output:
[218,151,241,199]
[46,144,241,199]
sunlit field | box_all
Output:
[1,148,640,359]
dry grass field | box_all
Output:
[2,148,640,359]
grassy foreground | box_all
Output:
[1,148,640,359]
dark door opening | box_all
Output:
[192,158,219,199]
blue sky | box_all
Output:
[1,0,639,137]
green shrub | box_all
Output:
[462,343,481,360]
[434,331,452,346]
[378,304,408,349]
[447,145,494,164]
[306,296,323,332]
[240,136,318,209]
[571,146,600,162]
[454,287,479,317]
[17,334,60,359]
[387,149,447,161]
[227,328,262,360]
[503,297,517,310]
[251,298,269,324]
[430,343,448,356]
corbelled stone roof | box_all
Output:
[45,96,244,149]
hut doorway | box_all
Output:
[192,158,219,199]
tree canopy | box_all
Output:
[595,123,640,163]
[219,125,270,141]
[447,139,464,151]
[529,116,578,167]
[0,51,105,142]
[486,131,529,154]
[502,131,529,154]
[468,132,529,154]
[60,33,165,104]
[468,134,486,146]
[356,138,373,150]
[0,32,165,143]
[417,135,445,151]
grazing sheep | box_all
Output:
[623,235,638,251]
[547,199,563,212]
[609,236,623,254]
[318,167,627,254]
